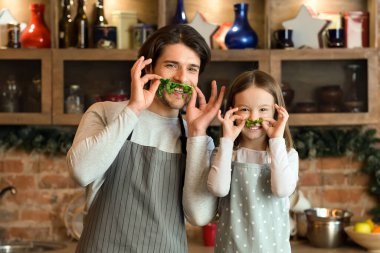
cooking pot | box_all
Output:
[305,208,352,248]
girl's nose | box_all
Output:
[249,111,256,119]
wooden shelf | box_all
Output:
[0,0,378,127]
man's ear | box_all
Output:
[145,65,153,74]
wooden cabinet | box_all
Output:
[271,48,378,126]
[0,0,378,126]
[0,50,52,124]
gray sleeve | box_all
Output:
[269,138,299,197]
[207,138,234,197]
[182,135,218,226]
[66,102,139,187]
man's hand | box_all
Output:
[127,56,162,116]
[186,80,225,137]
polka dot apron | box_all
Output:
[215,161,291,253]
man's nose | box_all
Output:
[173,67,187,83]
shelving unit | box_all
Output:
[270,48,378,126]
[0,49,52,124]
[0,0,378,126]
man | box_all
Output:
[67,24,223,253]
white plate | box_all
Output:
[63,191,86,240]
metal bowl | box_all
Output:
[305,208,352,248]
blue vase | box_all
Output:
[171,0,188,24]
[225,3,258,49]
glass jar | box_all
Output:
[344,64,365,112]
[0,75,22,112]
[65,84,84,114]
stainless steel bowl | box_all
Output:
[305,208,352,248]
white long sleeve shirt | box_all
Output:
[66,101,218,225]
[207,137,299,207]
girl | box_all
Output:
[207,70,299,253]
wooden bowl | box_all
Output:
[345,226,380,252]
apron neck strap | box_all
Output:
[178,112,187,155]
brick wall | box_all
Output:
[0,148,377,241]
[0,149,83,241]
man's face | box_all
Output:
[151,43,201,110]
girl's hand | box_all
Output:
[262,104,289,138]
[186,80,225,137]
[128,56,162,116]
[217,107,245,141]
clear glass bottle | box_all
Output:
[344,64,365,112]
[65,84,84,114]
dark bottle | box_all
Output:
[73,0,89,48]
[92,0,108,46]
[171,0,187,24]
[59,0,74,48]
[93,0,108,27]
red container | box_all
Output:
[21,3,51,48]
[202,223,217,247]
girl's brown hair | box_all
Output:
[224,70,294,151]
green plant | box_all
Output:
[292,127,380,222]
[0,126,75,155]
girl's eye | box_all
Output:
[239,107,250,113]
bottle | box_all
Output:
[59,0,74,48]
[93,0,108,27]
[65,84,84,114]
[171,0,187,24]
[73,0,89,48]
[93,0,108,47]
[20,3,51,48]
[225,3,258,49]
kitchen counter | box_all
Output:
[51,238,367,253]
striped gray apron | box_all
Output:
[76,115,188,253]
[215,161,290,253]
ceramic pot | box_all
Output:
[295,102,317,113]
[281,83,294,107]
[317,85,343,105]
[225,3,258,49]
[21,3,51,48]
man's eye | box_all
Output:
[188,67,199,73]
[165,63,176,68]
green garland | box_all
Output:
[1,125,379,221]
[292,127,380,222]
[0,126,75,155]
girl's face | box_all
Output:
[152,43,200,110]
[234,85,275,147]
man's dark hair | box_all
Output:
[138,24,211,74]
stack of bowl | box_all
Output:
[305,208,352,248]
